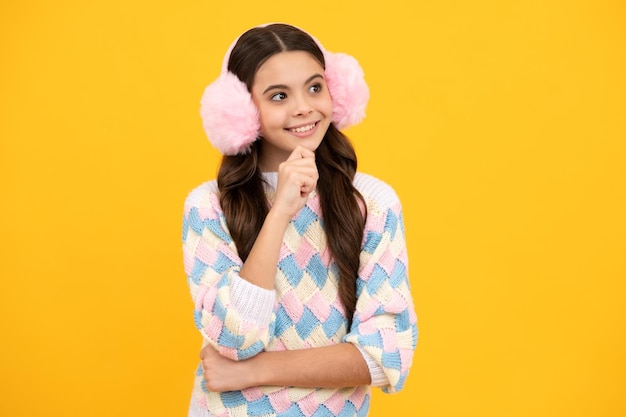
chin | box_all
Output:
[299,137,324,152]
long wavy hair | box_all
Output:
[218,24,366,325]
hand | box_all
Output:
[201,343,372,390]
[272,146,319,218]
[200,344,254,392]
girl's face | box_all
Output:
[251,51,333,171]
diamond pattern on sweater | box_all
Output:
[183,173,417,416]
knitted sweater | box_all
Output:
[182,172,417,417]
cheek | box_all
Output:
[252,94,282,130]
[257,105,284,130]
[322,92,334,115]
[259,108,285,137]
[325,101,334,116]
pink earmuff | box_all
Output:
[200,24,370,155]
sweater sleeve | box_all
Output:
[343,185,418,393]
[182,183,276,360]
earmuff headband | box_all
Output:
[200,24,370,155]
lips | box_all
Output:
[286,121,318,133]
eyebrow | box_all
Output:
[262,73,324,95]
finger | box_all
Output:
[301,182,317,194]
[280,154,318,173]
[199,344,210,359]
[287,145,316,161]
[278,166,318,189]
[299,176,318,196]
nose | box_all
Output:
[292,93,313,117]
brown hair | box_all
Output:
[217,24,366,326]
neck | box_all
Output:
[257,141,291,172]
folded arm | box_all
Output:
[200,342,371,392]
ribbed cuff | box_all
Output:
[355,345,389,387]
[230,274,276,326]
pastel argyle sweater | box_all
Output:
[182,172,417,417]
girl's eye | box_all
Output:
[270,92,287,101]
[309,83,322,93]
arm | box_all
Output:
[200,342,371,392]
[183,187,276,360]
[199,181,416,393]
[344,197,418,393]
[239,146,319,290]
[183,147,319,360]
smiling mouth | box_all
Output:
[287,122,317,133]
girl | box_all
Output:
[183,23,417,417]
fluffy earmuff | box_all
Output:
[200,72,260,156]
[200,25,370,156]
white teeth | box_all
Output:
[290,123,315,133]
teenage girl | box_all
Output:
[183,23,417,417]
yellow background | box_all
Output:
[1,0,624,416]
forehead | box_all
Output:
[253,51,325,89]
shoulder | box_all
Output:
[183,179,220,212]
[355,173,407,251]
[354,172,401,210]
